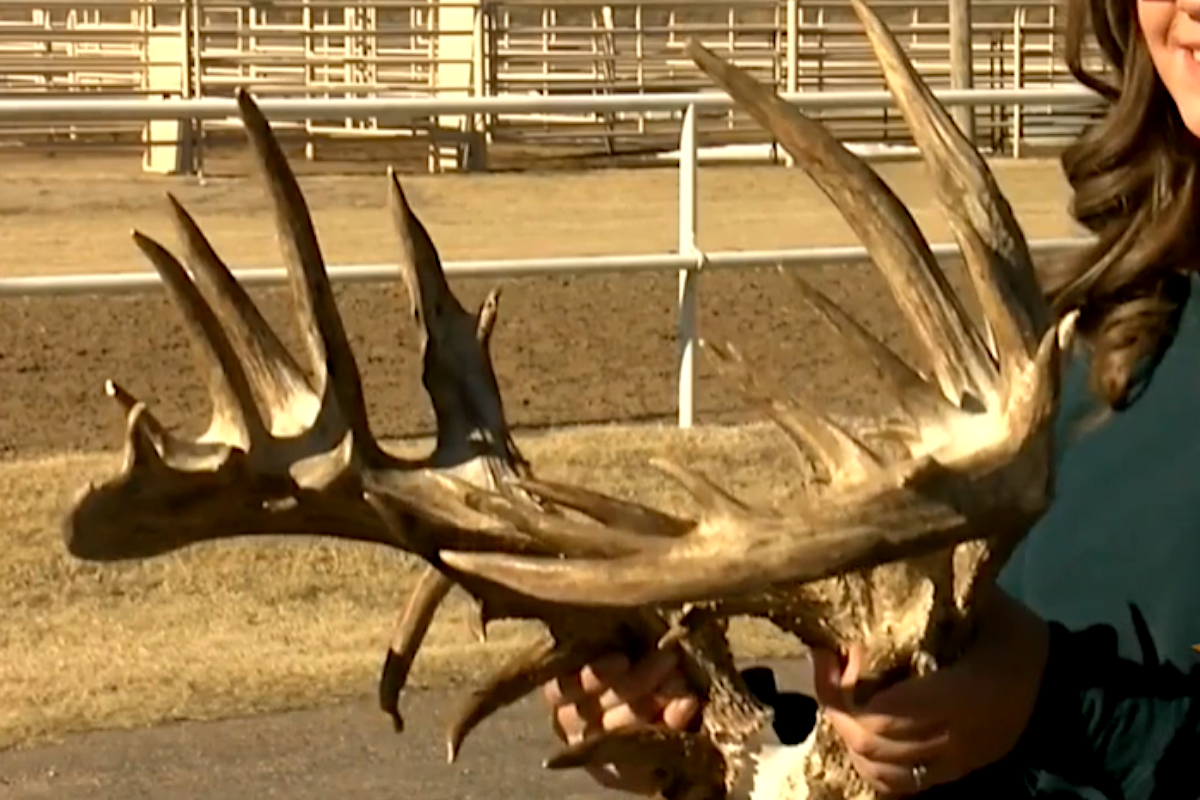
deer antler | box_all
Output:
[65,91,513,560]
[61,90,776,794]
[438,2,1074,797]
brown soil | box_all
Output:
[0,149,1078,457]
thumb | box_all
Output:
[840,644,863,691]
[810,647,847,708]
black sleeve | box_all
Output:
[1005,608,1200,800]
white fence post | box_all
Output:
[677,104,699,429]
[1012,8,1025,158]
[784,0,798,168]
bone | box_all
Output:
[685,39,994,409]
[130,230,260,449]
[379,566,455,732]
[849,0,1048,383]
[164,193,315,426]
[515,477,693,538]
[444,636,599,763]
[234,89,378,460]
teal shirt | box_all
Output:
[1000,277,1200,669]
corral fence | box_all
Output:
[0,0,1108,173]
[0,87,1100,426]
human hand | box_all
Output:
[542,647,701,795]
[812,588,1051,796]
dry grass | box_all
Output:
[2,422,807,752]
[0,156,1078,277]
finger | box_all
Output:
[852,709,949,742]
[653,670,690,704]
[553,703,586,744]
[846,750,897,797]
[863,667,968,721]
[846,750,921,799]
[662,695,701,731]
[846,749,947,799]
[555,701,607,744]
[829,647,950,740]
[824,706,950,765]
[839,643,863,695]
[595,647,680,711]
[653,671,702,730]
[600,701,656,732]
[544,651,632,707]
[551,703,587,746]
[810,647,847,707]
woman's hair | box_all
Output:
[1051,0,1199,409]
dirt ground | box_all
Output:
[0,147,1081,798]
[0,149,1080,456]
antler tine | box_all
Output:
[476,288,501,345]
[386,168,523,472]
[685,41,996,411]
[849,0,1050,380]
[164,194,318,434]
[234,90,378,459]
[439,40,1065,611]
[512,476,693,538]
[388,167,469,340]
[379,566,454,732]
[129,231,263,449]
[445,636,592,764]
[463,488,670,557]
[781,274,954,425]
[703,339,882,485]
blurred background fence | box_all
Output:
[0,0,1106,173]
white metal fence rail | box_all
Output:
[0,86,1101,426]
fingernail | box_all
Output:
[664,695,699,729]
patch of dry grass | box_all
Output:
[2,422,805,751]
[0,158,1077,277]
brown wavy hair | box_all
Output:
[1050,0,1200,409]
